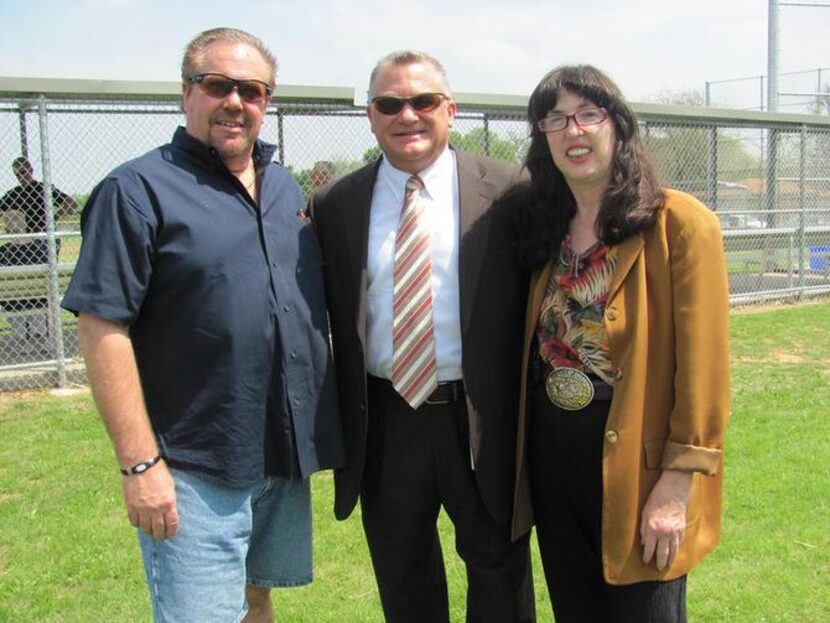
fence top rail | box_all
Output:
[0,76,356,105]
[2,76,830,128]
[632,102,830,128]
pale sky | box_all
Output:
[0,0,827,108]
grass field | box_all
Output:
[1,301,829,622]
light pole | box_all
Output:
[768,0,779,112]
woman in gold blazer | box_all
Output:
[511,65,730,622]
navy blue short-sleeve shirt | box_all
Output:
[63,127,344,487]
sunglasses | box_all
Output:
[371,93,448,115]
[186,73,274,104]
[537,107,608,133]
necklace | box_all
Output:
[559,236,601,277]
[231,161,257,193]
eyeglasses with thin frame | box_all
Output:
[371,93,449,116]
[537,107,608,133]
[186,73,274,104]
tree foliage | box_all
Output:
[642,89,761,192]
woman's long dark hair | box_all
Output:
[518,64,664,270]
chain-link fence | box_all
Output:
[0,78,829,390]
[705,68,830,114]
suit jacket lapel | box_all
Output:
[608,233,644,301]
[457,152,497,335]
[347,160,381,345]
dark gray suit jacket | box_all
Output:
[312,149,526,525]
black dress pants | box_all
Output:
[361,376,535,623]
[528,385,686,623]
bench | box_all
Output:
[0,263,75,345]
[0,262,75,304]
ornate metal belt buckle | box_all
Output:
[545,367,594,411]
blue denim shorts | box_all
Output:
[138,468,312,623]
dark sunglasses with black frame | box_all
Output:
[186,73,274,104]
[371,92,449,115]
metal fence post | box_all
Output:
[277,108,285,165]
[797,124,807,297]
[707,126,718,210]
[37,96,67,387]
[17,105,29,159]
[483,113,491,158]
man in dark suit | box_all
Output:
[313,51,534,623]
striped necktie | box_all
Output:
[391,175,439,409]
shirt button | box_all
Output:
[283,305,290,312]
[290,351,297,359]
[605,430,619,444]
[615,368,624,381]
[606,308,618,321]
[273,261,279,268]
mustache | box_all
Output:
[212,114,249,127]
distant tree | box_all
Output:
[642,89,761,195]
[648,89,705,108]
[808,82,830,116]
[449,127,526,164]
[359,127,527,166]
[787,83,830,182]
[362,146,382,164]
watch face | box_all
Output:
[134,463,148,473]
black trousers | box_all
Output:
[528,384,686,623]
[361,376,535,623]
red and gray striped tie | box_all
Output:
[391,175,438,409]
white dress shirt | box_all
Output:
[365,147,463,382]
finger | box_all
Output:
[164,507,179,539]
[150,513,167,541]
[127,509,139,528]
[138,512,154,537]
[666,532,680,569]
[656,536,670,570]
[642,531,656,564]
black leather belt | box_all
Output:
[425,380,465,405]
[590,378,614,402]
[368,375,464,407]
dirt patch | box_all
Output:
[731,299,828,315]
[733,349,807,364]
[0,390,50,409]
[768,351,806,364]
[0,386,89,410]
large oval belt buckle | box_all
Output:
[545,367,594,411]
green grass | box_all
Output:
[1,301,829,622]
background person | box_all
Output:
[511,64,730,622]
[0,156,78,237]
[62,27,343,623]
[313,51,534,623]
[309,160,336,191]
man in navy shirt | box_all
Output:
[0,156,78,236]
[63,28,343,623]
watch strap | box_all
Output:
[120,455,162,476]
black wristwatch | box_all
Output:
[120,455,162,476]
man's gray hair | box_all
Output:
[368,50,453,98]
[181,27,277,85]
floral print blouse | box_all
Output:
[536,234,618,385]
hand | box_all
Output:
[122,460,179,540]
[640,469,692,570]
